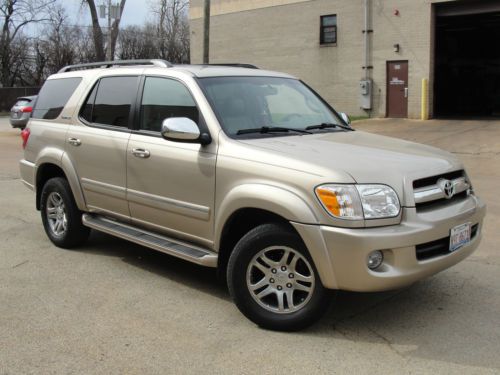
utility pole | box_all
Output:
[107,0,112,60]
[203,0,210,64]
[99,1,120,61]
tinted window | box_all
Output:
[79,82,98,123]
[91,76,138,127]
[140,77,198,132]
[32,77,82,120]
[199,76,341,137]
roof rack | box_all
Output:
[58,59,173,73]
[201,63,259,69]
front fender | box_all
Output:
[215,184,318,247]
[214,184,338,288]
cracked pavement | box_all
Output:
[0,117,499,374]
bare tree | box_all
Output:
[151,0,190,63]
[0,0,56,86]
[84,0,126,61]
[118,24,159,60]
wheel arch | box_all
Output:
[35,154,86,211]
[214,183,324,283]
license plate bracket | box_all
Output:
[449,222,471,252]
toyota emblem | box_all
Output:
[438,178,455,199]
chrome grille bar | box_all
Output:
[414,177,470,204]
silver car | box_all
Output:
[10,95,36,129]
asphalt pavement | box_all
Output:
[0,117,499,374]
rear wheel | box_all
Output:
[227,223,332,331]
[40,177,90,248]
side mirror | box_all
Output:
[340,112,351,126]
[161,117,211,145]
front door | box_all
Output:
[126,76,216,246]
[386,61,408,118]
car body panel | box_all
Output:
[19,63,487,293]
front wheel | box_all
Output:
[227,223,332,331]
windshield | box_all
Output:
[198,76,343,137]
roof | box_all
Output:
[51,60,296,80]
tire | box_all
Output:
[40,177,90,248]
[227,223,332,331]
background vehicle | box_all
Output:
[19,60,486,331]
[10,95,36,129]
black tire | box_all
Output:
[227,223,332,331]
[40,177,90,248]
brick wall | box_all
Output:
[190,0,457,118]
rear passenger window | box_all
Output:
[80,76,138,128]
[140,77,198,132]
[32,77,82,120]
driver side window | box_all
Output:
[140,77,199,132]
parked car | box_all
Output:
[19,60,486,331]
[10,95,36,129]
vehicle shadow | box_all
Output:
[80,231,500,371]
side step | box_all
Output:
[82,214,218,267]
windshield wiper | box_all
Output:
[305,122,353,131]
[236,126,312,135]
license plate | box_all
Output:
[449,223,471,252]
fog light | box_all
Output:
[367,250,384,270]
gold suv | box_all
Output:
[19,60,486,331]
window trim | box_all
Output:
[320,14,337,45]
[77,75,141,132]
[132,74,210,140]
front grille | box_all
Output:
[413,170,464,190]
[412,170,471,211]
[416,190,468,211]
[416,223,479,261]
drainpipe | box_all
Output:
[364,0,370,80]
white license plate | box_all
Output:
[449,223,471,252]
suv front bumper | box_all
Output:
[292,196,486,291]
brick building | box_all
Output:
[189,0,500,119]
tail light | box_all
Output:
[21,106,32,113]
[21,128,30,149]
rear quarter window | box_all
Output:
[32,77,82,120]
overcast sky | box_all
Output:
[53,0,152,29]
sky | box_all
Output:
[55,0,151,29]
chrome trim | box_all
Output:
[82,214,217,267]
[414,177,470,204]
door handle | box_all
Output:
[132,148,150,158]
[68,137,81,146]
[404,87,408,98]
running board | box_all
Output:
[82,214,217,267]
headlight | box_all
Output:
[315,184,400,220]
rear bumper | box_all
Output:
[10,117,29,128]
[293,196,486,291]
[19,159,35,191]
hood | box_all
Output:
[238,130,463,205]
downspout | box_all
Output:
[364,0,370,80]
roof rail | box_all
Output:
[203,63,259,69]
[58,59,173,73]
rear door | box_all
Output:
[386,61,409,118]
[66,75,140,220]
[126,76,217,244]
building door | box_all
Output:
[386,61,408,118]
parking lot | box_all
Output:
[0,116,499,374]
